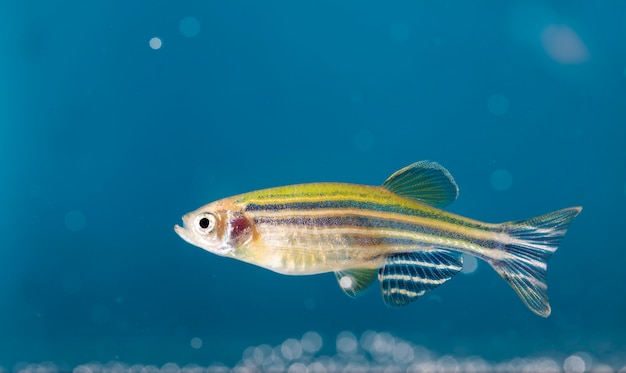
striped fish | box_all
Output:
[174,161,581,317]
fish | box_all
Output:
[174,161,581,317]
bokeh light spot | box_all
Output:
[190,337,202,349]
[487,94,510,116]
[336,331,358,355]
[65,210,86,231]
[563,354,585,373]
[339,276,353,289]
[180,17,201,38]
[460,254,478,274]
[281,338,303,361]
[491,169,513,191]
[540,24,589,64]
[149,37,162,50]
[301,331,323,354]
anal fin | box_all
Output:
[335,268,377,298]
[379,250,463,307]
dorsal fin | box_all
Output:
[334,268,377,297]
[379,250,463,307]
[382,161,459,208]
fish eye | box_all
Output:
[195,212,216,234]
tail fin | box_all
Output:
[489,207,582,317]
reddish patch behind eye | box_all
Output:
[230,216,250,240]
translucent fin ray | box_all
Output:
[335,268,377,298]
[379,250,463,307]
[488,207,582,317]
[382,161,459,208]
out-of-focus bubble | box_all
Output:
[593,364,615,373]
[180,16,201,38]
[190,337,202,349]
[354,130,376,152]
[371,332,395,359]
[241,344,269,367]
[72,365,90,373]
[564,354,585,373]
[143,365,160,373]
[360,330,377,352]
[491,169,513,191]
[540,24,589,64]
[392,341,414,364]
[182,364,205,373]
[65,210,86,231]
[433,38,442,46]
[437,355,459,373]
[287,362,307,373]
[461,254,478,274]
[149,37,162,50]
[301,331,323,354]
[537,358,560,373]
[20,330,626,371]
[462,356,491,373]
[161,363,180,373]
[336,331,358,355]
[339,276,353,289]
[487,94,510,116]
[281,338,303,361]
[389,22,410,43]
[307,361,327,373]
[104,361,126,373]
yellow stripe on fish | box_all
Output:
[174,161,581,317]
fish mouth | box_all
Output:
[174,223,195,246]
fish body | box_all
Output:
[175,161,581,317]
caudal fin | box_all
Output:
[489,207,582,317]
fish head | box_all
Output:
[174,198,254,257]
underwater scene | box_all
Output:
[2,1,626,372]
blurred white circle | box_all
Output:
[460,254,478,274]
[339,276,353,289]
[301,331,323,354]
[191,337,202,349]
[149,37,162,50]
[336,331,358,355]
[563,354,585,373]
[281,338,303,361]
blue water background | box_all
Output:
[2,0,626,368]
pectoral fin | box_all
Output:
[379,250,463,307]
[335,268,378,298]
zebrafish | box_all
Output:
[174,161,581,317]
